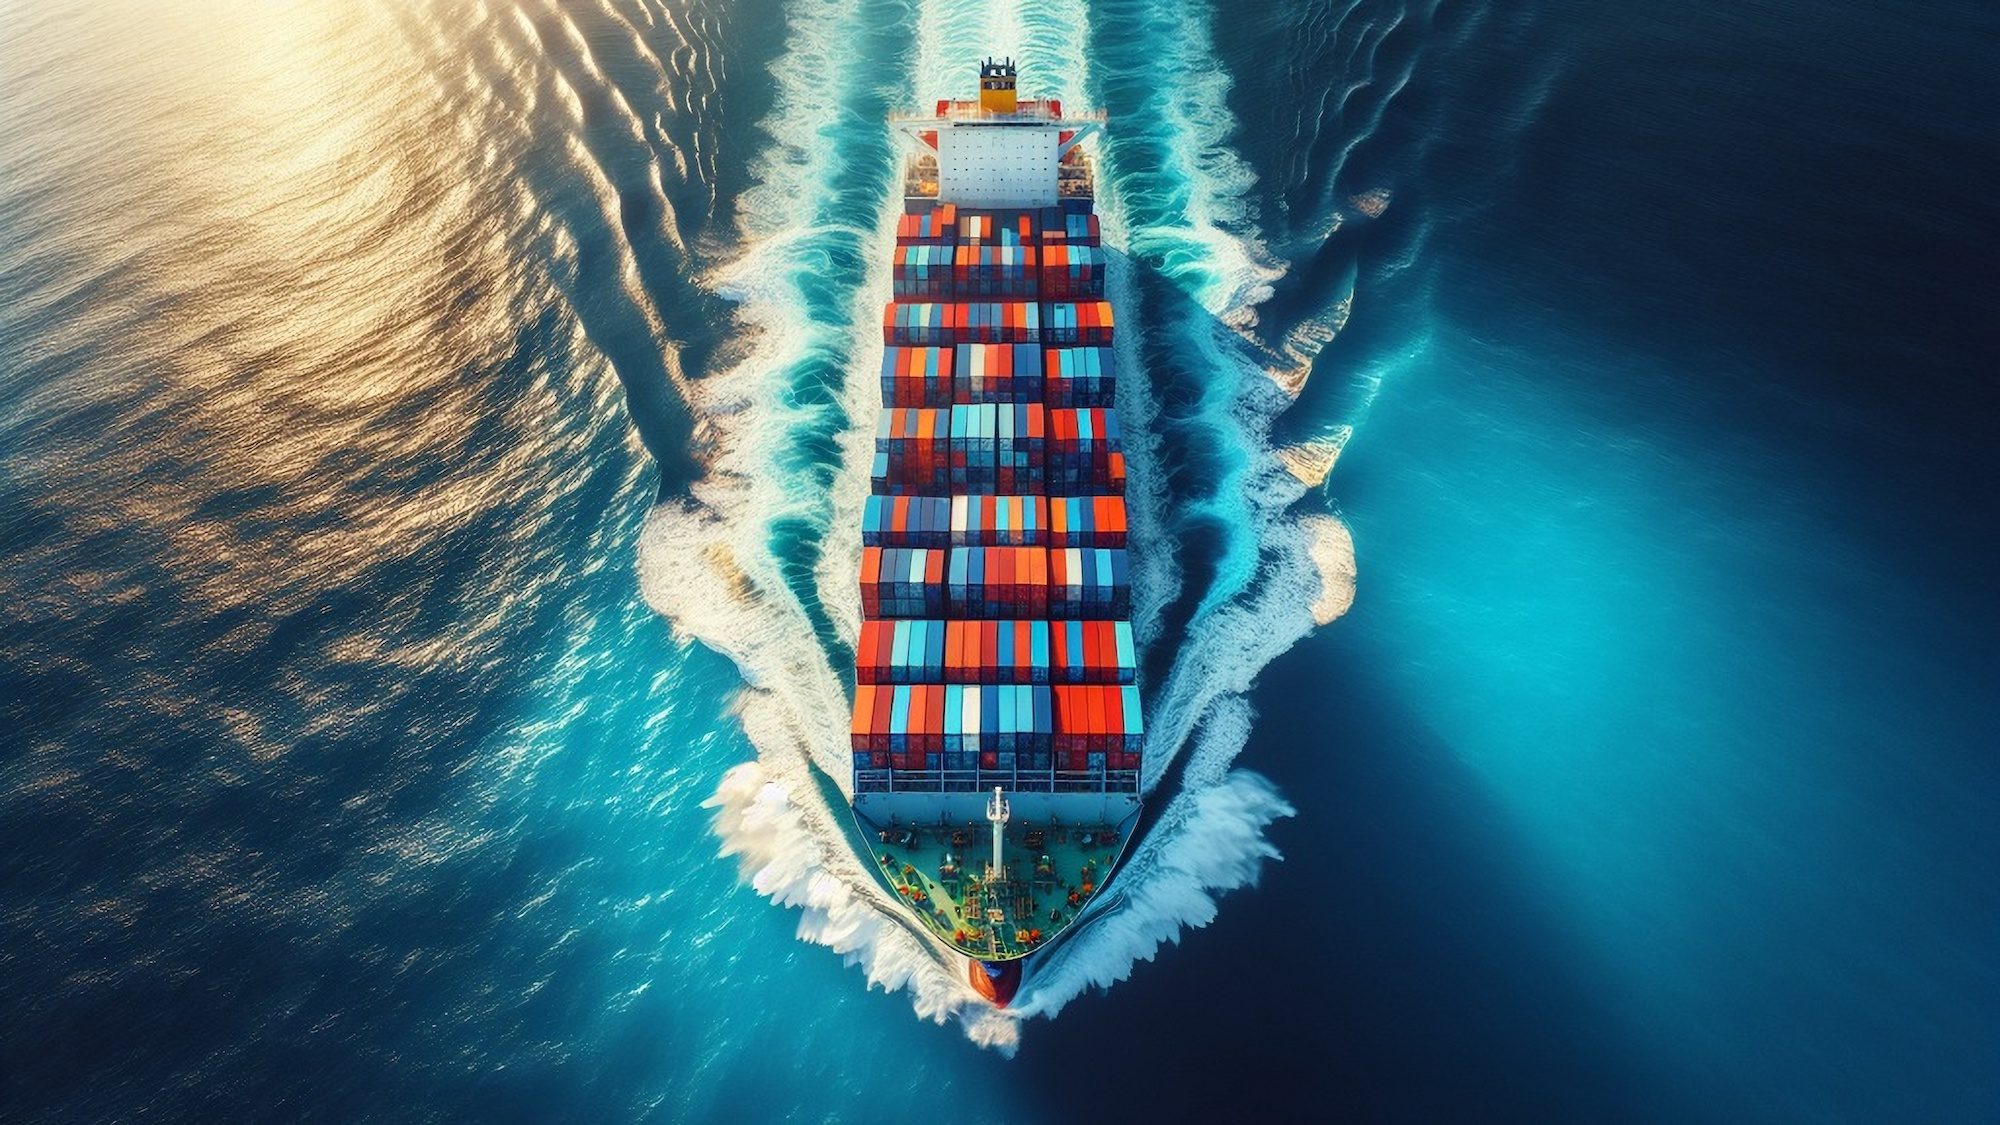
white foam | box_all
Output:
[630,0,1019,1050]
[701,760,1019,1050]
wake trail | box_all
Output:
[638,0,1020,1049]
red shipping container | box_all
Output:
[927,684,946,757]
[856,622,878,683]
[859,547,881,614]
[1100,496,1127,541]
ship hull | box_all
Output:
[848,68,1139,1005]
[969,958,1021,1006]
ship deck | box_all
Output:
[855,807,1137,961]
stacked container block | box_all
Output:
[1046,407,1125,495]
[954,343,1042,403]
[1048,495,1128,548]
[871,408,949,494]
[862,495,952,548]
[881,346,954,407]
[1039,244,1107,299]
[858,547,946,618]
[1048,547,1131,619]
[856,191,1140,791]
[1051,685,1142,771]
[954,301,1040,344]
[948,547,1049,618]
[1049,620,1138,684]
[892,244,955,298]
[855,619,949,684]
[884,302,951,346]
[948,403,1044,492]
[896,204,957,244]
[955,245,1037,297]
[1042,301,1114,346]
[1037,207,1100,247]
[950,494,1047,546]
[944,620,1052,684]
[958,211,1037,247]
[1043,346,1114,408]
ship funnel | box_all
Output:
[979,56,1018,115]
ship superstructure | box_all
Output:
[849,60,1139,1007]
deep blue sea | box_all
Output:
[3,1,1996,1121]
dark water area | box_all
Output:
[3,0,1996,1121]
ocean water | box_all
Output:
[2,0,1995,1121]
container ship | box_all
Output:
[849,59,1140,1008]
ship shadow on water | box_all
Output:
[982,256,1670,1116]
[1014,627,1676,1120]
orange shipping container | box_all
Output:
[850,685,874,747]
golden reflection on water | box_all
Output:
[3,1,577,649]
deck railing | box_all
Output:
[853,767,1139,794]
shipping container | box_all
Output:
[858,546,947,618]
[953,244,1038,298]
[953,343,1043,403]
[956,210,1038,247]
[1052,684,1142,770]
[854,618,951,684]
[944,300,1041,345]
[949,494,1048,546]
[995,402,1046,494]
[1040,300,1115,346]
[1042,346,1115,408]
[883,301,951,346]
[861,495,953,548]
[851,683,877,751]
[1036,208,1101,247]
[1047,547,1131,619]
[1038,244,1107,300]
[891,244,955,299]
[949,402,1045,492]
[1048,619,1137,684]
[947,546,1049,618]
[1045,406,1125,495]
[1047,494,1128,548]
[895,203,958,245]
[939,619,1054,685]
[879,346,955,408]
[930,683,1053,767]
[871,407,951,494]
